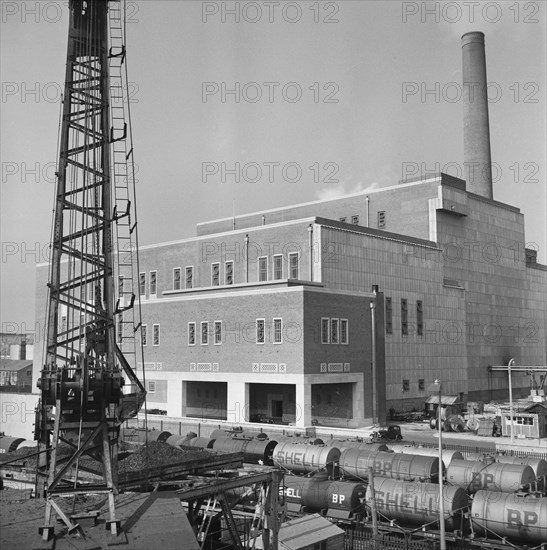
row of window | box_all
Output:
[188,318,284,345]
[138,254,301,296]
[385,298,423,336]
[402,379,425,391]
[321,318,349,344]
[141,324,160,346]
[338,211,386,229]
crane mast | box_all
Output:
[36,0,145,540]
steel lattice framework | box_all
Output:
[36,0,145,540]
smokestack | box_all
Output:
[462,31,493,199]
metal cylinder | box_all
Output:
[273,442,340,475]
[496,456,547,480]
[462,31,493,199]
[471,490,547,545]
[323,439,389,453]
[0,436,26,454]
[211,437,277,465]
[340,448,440,482]
[393,446,463,466]
[184,437,215,449]
[366,477,468,531]
[447,459,536,493]
[283,474,366,518]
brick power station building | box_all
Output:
[33,33,547,428]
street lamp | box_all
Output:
[428,379,446,550]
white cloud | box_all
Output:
[315,181,379,201]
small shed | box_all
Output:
[501,403,547,439]
[254,514,344,550]
[0,359,33,391]
[424,395,463,419]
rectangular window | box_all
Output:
[331,318,339,344]
[147,381,156,393]
[258,257,268,282]
[273,254,283,280]
[339,217,347,223]
[153,324,160,346]
[256,319,265,344]
[340,319,348,344]
[402,379,410,392]
[351,215,359,225]
[214,321,222,345]
[273,318,282,344]
[225,261,233,285]
[211,263,220,286]
[118,275,124,296]
[321,317,330,344]
[188,322,196,346]
[149,271,157,296]
[385,297,393,334]
[419,379,425,391]
[173,268,181,290]
[141,324,147,346]
[378,211,386,228]
[201,322,208,345]
[185,266,193,289]
[417,300,423,336]
[139,272,146,295]
[289,252,299,279]
[401,299,408,335]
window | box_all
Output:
[321,318,330,344]
[419,379,425,391]
[273,255,283,280]
[149,271,157,296]
[141,324,147,346]
[417,300,423,336]
[118,276,124,296]
[289,252,299,279]
[258,257,268,282]
[211,263,220,286]
[201,322,208,345]
[188,322,196,345]
[378,211,386,228]
[214,321,222,345]
[225,261,233,285]
[340,319,348,344]
[401,299,408,335]
[331,318,339,344]
[351,215,359,225]
[339,217,347,223]
[139,272,146,295]
[273,318,282,344]
[256,319,265,344]
[402,379,410,392]
[147,380,156,393]
[385,297,393,334]
[153,324,160,346]
[173,268,181,290]
[185,266,193,289]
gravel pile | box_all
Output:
[120,441,206,472]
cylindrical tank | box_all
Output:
[136,430,171,444]
[366,477,468,531]
[165,435,194,448]
[496,456,547,480]
[212,437,277,465]
[209,429,268,440]
[323,440,389,453]
[447,459,536,493]
[283,475,366,516]
[0,436,26,454]
[471,490,547,544]
[274,436,324,445]
[340,448,440,482]
[184,437,215,449]
[273,443,340,475]
[393,446,463,466]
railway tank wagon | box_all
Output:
[447,459,536,494]
[339,448,441,482]
[282,474,366,520]
[211,436,278,465]
[323,439,389,453]
[391,446,463,467]
[366,477,469,531]
[273,443,340,475]
[471,490,547,545]
[0,437,27,454]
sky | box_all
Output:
[1,0,546,341]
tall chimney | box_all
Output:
[462,31,493,199]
